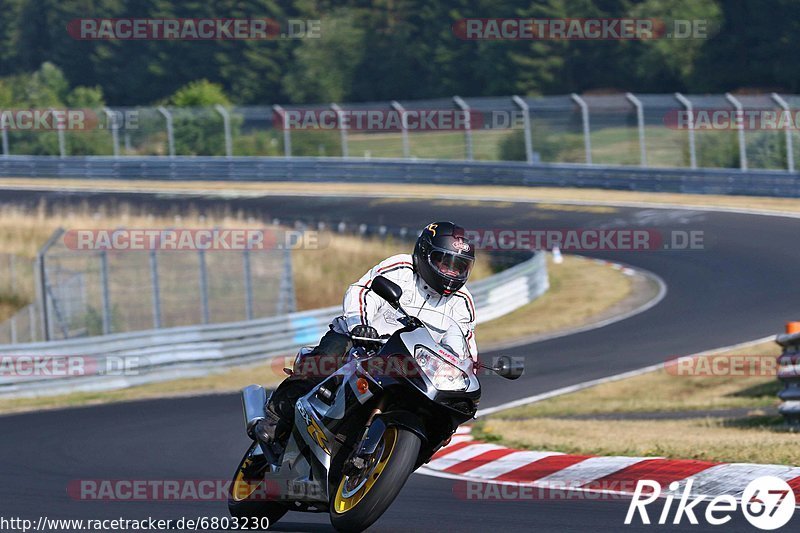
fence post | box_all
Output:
[157,106,175,157]
[391,101,410,158]
[198,249,209,324]
[99,250,111,335]
[214,104,233,157]
[103,107,120,157]
[272,105,292,157]
[8,254,15,292]
[771,93,795,172]
[278,247,295,314]
[453,96,474,161]
[35,253,45,340]
[626,92,647,167]
[570,94,592,164]
[51,107,66,157]
[35,228,65,341]
[243,249,253,320]
[149,250,162,329]
[331,103,349,158]
[28,304,36,342]
[725,93,748,171]
[674,93,697,169]
[512,95,533,164]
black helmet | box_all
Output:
[413,221,475,296]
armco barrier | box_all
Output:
[2,156,800,197]
[777,327,800,425]
[0,253,548,398]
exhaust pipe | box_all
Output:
[241,385,267,436]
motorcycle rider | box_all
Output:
[254,221,478,452]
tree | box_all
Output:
[169,79,231,106]
[167,79,237,155]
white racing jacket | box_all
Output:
[332,254,478,362]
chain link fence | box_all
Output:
[0,228,295,342]
[4,93,798,171]
[0,254,37,344]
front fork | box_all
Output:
[343,405,386,475]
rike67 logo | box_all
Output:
[625,476,795,530]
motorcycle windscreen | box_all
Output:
[393,305,471,361]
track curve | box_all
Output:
[1,190,798,532]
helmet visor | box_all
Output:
[429,250,474,281]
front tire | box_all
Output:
[330,426,421,532]
[227,443,287,526]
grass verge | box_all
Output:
[477,341,798,464]
[476,255,633,345]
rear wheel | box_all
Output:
[227,444,287,527]
[330,426,421,532]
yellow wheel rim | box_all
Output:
[231,456,263,502]
[333,427,399,514]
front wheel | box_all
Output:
[330,426,421,532]
[227,443,287,527]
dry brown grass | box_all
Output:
[0,297,24,322]
[480,341,793,464]
[476,255,632,345]
[479,417,800,465]
[494,341,782,418]
[0,202,494,313]
[0,201,264,259]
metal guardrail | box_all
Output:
[776,328,800,425]
[0,252,548,398]
[2,155,800,197]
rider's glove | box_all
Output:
[351,325,380,349]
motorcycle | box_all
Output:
[227,275,523,532]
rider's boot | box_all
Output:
[251,408,287,464]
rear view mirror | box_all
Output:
[371,275,403,308]
[493,355,524,380]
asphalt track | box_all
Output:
[1,189,799,532]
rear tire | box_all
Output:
[227,444,287,527]
[329,426,421,532]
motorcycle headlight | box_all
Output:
[414,346,469,391]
